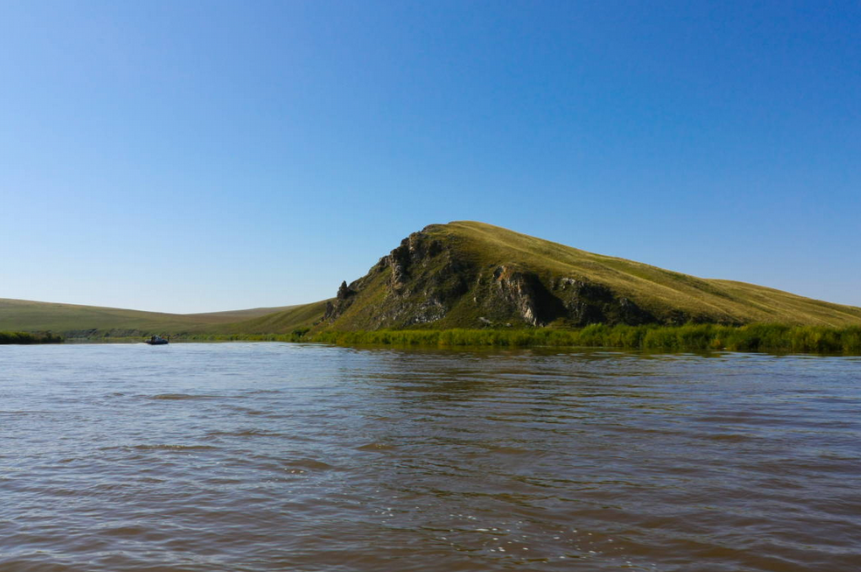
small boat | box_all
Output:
[146,335,169,345]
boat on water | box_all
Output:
[145,335,169,345]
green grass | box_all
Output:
[310,324,861,354]
[202,300,330,335]
[0,331,63,344]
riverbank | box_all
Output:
[76,323,861,354]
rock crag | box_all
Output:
[323,227,659,330]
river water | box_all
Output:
[1,343,859,571]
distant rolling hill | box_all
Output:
[0,298,309,337]
[4,221,860,337]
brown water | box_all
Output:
[1,343,859,571]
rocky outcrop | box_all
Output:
[373,232,469,326]
[323,228,659,329]
[387,232,443,292]
[323,230,471,327]
[469,267,653,327]
[482,266,563,326]
[337,280,354,299]
[493,266,541,325]
[553,277,654,326]
[323,281,356,321]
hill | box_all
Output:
[203,300,331,335]
[0,298,302,337]
[319,221,861,330]
[4,221,860,338]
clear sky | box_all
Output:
[1,0,859,313]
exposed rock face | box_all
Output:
[553,277,654,326]
[495,267,540,325]
[324,231,469,327]
[323,280,357,321]
[489,266,558,326]
[370,232,468,327]
[337,280,354,300]
[471,267,654,327]
[386,232,445,293]
[324,229,657,329]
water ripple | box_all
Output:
[0,343,859,571]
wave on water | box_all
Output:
[205,428,284,438]
[119,444,218,451]
[148,393,223,400]
[356,442,396,452]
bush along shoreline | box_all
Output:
[0,331,64,345]
[309,323,861,355]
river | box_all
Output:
[1,343,859,571]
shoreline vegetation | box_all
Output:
[309,324,861,354]
[65,323,861,355]
[0,331,64,345]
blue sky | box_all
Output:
[1,0,859,313]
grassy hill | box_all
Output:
[4,221,860,339]
[202,300,331,335]
[320,221,861,330]
[0,298,306,337]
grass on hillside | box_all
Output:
[405,222,861,327]
[202,300,330,335]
